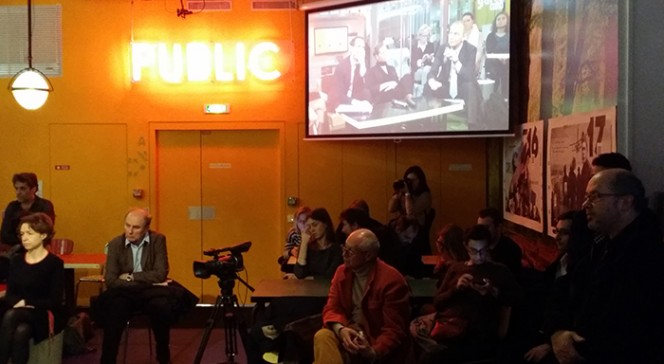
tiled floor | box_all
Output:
[62,308,249,364]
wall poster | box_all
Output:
[546,106,616,236]
[503,120,544,232]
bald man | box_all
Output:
[545,170,664,364]
[314,229,411,363]
[100,208,172,364]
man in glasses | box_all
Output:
[313,229,411,363]
[546,169,664,363]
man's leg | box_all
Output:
[313,328,344,364]
[145,294,174,364]
[100,291,134,364]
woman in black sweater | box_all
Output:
[0,212,64,364]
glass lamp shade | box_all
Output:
[9,68,53,110]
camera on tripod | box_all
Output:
[193,241,251,280]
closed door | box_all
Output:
[156,129,282,303]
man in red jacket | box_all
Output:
[313,228,411,363]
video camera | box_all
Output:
[193,241,251,280]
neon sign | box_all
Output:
[131,41,286,83]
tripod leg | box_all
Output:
[193,295,224,364]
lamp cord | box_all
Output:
[27,0,32,68]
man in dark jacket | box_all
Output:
[545,169,664,364]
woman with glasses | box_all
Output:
[410,224,522,363]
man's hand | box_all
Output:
[339,327,375,360]
[524,343,552,362]
[551,330,585,364]
[456,273,473,289]
[119,273,132,282]
[428,78,442,91]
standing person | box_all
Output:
[294,208,343,279]
[461,12,484,76]
[545,169,664,364]
[485,11,510,95]
[0,213,64,364]
[389,166,432,231]
[98,208,173,364]
[0,173,55,249]
[313,229,412,363]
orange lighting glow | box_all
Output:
[131,41,284,83]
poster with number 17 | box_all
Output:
[546,107,616,237]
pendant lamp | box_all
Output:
[8,0,53,110]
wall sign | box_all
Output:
[131,41,288,83]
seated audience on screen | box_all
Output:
[313,229,412,363]
[411,24,436,97]
[364,44,415,107]
[294,208,343,279]
[485,11,510,96]
[426,21,483,129]
[410,224,522,363]
[308,91,329,136]
[327,36,371,111]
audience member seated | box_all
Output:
[96,208,198,364]
[313,229,412,363]
[0,213,64,364]
[388,165,433,256]
[477,207,523,279]
[364,44,415,108]
[410,225,522,364]
[327,36,371,112]
[432,224,469,284]
[0,173,56,282]
[338,207,401,272]
[520,211,574,363]
[485,11,510,96]
[425,21,482,129]
[293,208,343,279]
[278,205,311,272]
[543,170,664,363]
[248,207,340,364]
[563,152,633,274]
[411,24,436,97]
[388,215,426,278]
[335,199,383,244]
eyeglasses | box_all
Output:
[342,246,365,257]
[466,247,489,256]
[583,192,623,204]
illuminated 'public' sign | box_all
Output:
[131,41,284,83]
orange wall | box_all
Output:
[0,1,488,303]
